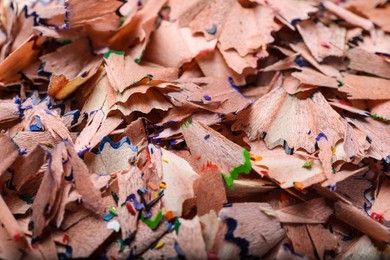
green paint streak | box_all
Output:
[117,239,124,252]
[104,50,125,59]
[337,80,344,87]
[222,149,252,190]
[109,206,118,216]
[134,50,144,64]
[141,210,163,230]
[371,113,389,122]
[182,117,192,128]
[120,16,126,26]
[145,74,153,83]
[174,218,181,235]
[45,143,54,148]
[18,194,34,204]
[364,73,377,78]
[290,91,302,96]
[302,161,313,168]
[119,9,134,26]
[58,39,72,45]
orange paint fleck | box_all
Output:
[250,153,263,161]
[147,181,158,191]
[201,161,219,172]
[294,181,304,189]
[146,150,151,162]
[165,210,175,222]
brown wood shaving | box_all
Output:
[0,0,389,258]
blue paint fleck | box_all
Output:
[77,147,90,157]
[294,55,308,67]
[19,148,27,155]
[137,188,148,195]
[167,222,173,231]
[206,24,217,35]
[225,218,250,258]
[203,95,211,101]
[44,109,52,115]
[63,110,80,126]
[315,132,328,142]
[103,213,115,221]
[291,18,302,26]
[126,194,144,211]
[174,242,186,258]
[30,116,43,131]
[227,77,240,93]
[65,170,74,181]
[143,211,152,219]
[94,136,138,154]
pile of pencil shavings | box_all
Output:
[0,0,389,259]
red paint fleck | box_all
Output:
[198,49,213,55]
[371,212,384,224]
[280,192,290,202]
[339,99,353,107]
[126,201,136,215]
[260,170,269,176]
[271,6,280,14]
[299,188,308,194]
[320,41,331,48]
[195,155,202,160]
[13,232,23,241]
[62,233,69,244]
[208,252,219,260]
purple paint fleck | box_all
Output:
[315,132,328,142]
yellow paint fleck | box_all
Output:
[250,153,263,161]
[154,241,165,249]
